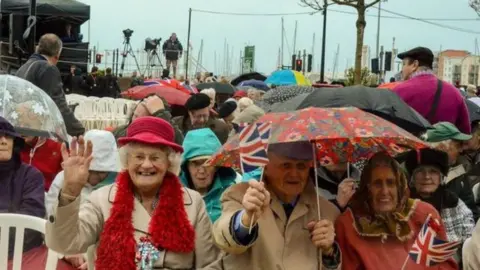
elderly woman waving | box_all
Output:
[335,152,458,270]
[45,117,222,270]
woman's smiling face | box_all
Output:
[368,165,398,215]
[127,143,170,192]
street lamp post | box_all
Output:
[319,2,328,83]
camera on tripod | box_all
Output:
[144,37,162,51]
[123,28,134,39]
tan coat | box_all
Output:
[213,182,341,270]
[45,184,222,269]
[463,219,480,270]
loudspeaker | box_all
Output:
[371,58,379,74]
[385,51,392,71]
[307,54,313,72]
[291,54,296,70]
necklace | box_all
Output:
[135,189,160,214]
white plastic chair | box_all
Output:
[0,213,60,270]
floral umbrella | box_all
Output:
[207,107,429,170]
[0,75,68,141]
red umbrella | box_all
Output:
[121,85,190,106]
[144,79,191,94]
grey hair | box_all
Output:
[36,34,63,58]
[118,143,182,176]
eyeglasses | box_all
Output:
[128,153,167,166]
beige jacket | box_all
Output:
[212,182,341,270]
[463,219,480,270]
[45,184,222,269]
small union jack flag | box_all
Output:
[236,122,271,145]
[239,124,269,173]
[408,214,460,267]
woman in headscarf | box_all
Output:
[45,117,221,269]
[335,152,458,270]
[405,148,474,244]
[0,116,45,258]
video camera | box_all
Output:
[123,28,134,39]
[144,37,162,51]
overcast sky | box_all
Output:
[78,0,479,75]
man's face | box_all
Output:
[446,140,465,165]
[188,107,210,128]
[70,66,75,74]
[401,58,418,80]
[132,71,137,77]
[171,34,177,41]
[264,152,312,200]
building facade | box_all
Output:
[435,50,477,85]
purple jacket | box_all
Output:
[0,161,46,258]
[393,73,471,134]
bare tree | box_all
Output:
[471,0,480,15]
[300,0,381,84]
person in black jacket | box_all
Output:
[162,33,183,78]
[15,34,85,137]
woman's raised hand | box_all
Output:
[60,136,93,197]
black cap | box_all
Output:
[218,101,237,118]
[404,148,449,176]
[397,47,434,68]
[185,93,211,111]
[269,142,313,161]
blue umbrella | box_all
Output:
[238,79,270,91]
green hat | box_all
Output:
[425,122,472,143]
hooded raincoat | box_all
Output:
[46,130,120,214]
[179,128,237,222]
[0,117,45,258]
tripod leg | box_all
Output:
[155,53,164,69]
[119,43,129,77]
[128,44,142,77]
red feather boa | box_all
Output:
[95,171,195,269]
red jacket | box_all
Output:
[20,138,63,191]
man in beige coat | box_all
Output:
[213,142,341,270]
[463,219,480,269]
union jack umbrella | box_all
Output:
[238,124,269,174]
[235,122,272,145]
[406,214,459,267]
[206,107,428,170]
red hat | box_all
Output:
[233,90,247,98]
[118,116,183,153]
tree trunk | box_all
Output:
[354,8,366,85]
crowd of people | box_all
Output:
[2,31,480,270]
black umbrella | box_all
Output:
[465,99,480,123]
[196,82,235,95]
[230,72,267,86]
[269,85,432,134]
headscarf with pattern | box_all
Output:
[349,151,417,242]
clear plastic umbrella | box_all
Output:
[0,75,68,142]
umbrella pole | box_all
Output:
[311,143,321,220]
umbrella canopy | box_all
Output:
[466,99,480,123]
[469,97,480,107]
[143,79,191,94]
[257,85,317,111]
[230,72,267,86]
[0,75,68,141]
[207,107,428,169]
[265,70,311,86]
[238,80,270,91]
[196,82,235,95]
[269,85,432,134]
[121,85,190,106]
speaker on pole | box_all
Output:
[371,58,379,74]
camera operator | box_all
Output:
[162,33,183,78]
